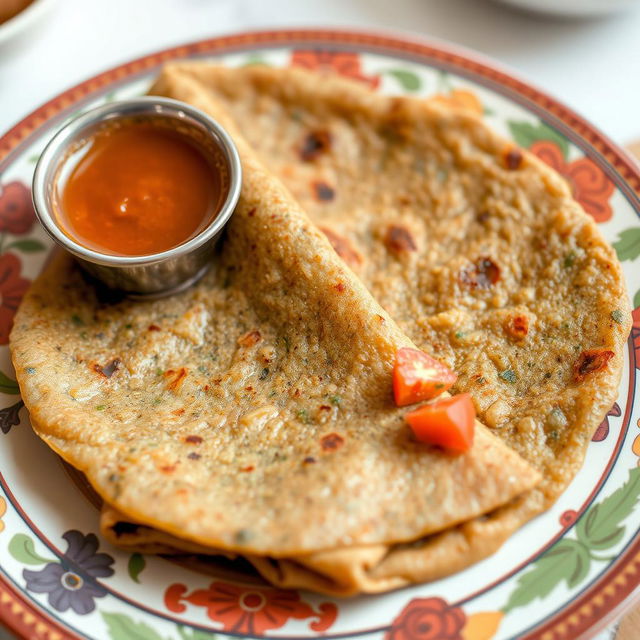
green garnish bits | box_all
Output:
[563,252,576,268]
[499,369,517,383]
[611,309,624,324]
[329,395,342,406]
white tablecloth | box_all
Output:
[1,1,639,638]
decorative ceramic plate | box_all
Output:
[0,29,639,640]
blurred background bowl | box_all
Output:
[493,0,639,17]
[0,0,57,50]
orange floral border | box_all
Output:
[1,28,639,640]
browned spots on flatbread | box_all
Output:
[187,452,201,461]
[460,257,501,289]
[384,224,417,253]
[503,147,523,170]
[164,367,188,391]
[504,315,529,341]
[319,227,362,266]
[321,433,344,451]
[238,330,261,347]
[299,129,331,162]
[574,349,614,382]
[92,358,121,378]
[185,435,202,444]
[148,324,161,332]
[159,464,177,474]
[312,181,335,202]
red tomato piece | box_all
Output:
[405,393,476,453]
[393,347,457,406]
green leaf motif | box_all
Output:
[9,533,55,565]
[385,69,422,92]
[507,120,569,160]
[0,371,19,395]
[102,612,167,640]
[128,552,146,583]
[241,54,270,67]
[577,467,640,549]
[6,239,46,253]
[633,288,640,310]
[504,467,640,613]
[177,625,217,640]
[613,227,640,262]
[503,539,590,613]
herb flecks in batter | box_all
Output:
[312,181,335,202]
[499,369,517,383]
[611,309,624,324]
[574,349,614,382]
[547,408,568,430]
[234,529,253,544]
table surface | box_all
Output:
[0,1,639,638]
[2,0,640,146]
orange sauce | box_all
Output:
[58,121,224,256]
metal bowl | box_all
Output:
[32,97,242,298]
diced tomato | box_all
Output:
[405,393,476,453]
[393,347,457,406]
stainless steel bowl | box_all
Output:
[32,97,242,298]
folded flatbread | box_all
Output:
[148,63,630,503]
[11,73,540,595]
[10,63,629,596]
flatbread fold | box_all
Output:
[10,62,629,596]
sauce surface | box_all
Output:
[59,121,223,256]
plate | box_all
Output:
[1,29,640,640]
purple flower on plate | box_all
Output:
[23,530,114,614]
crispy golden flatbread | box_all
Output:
[10,73,540,595]
[91,63,630,594]
[150,63,630,502]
